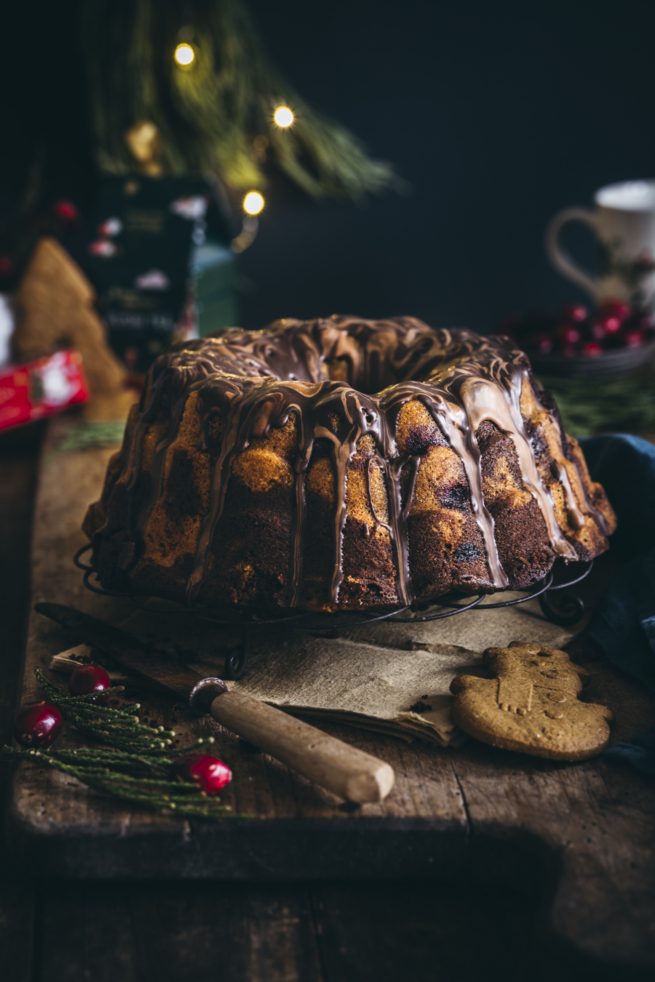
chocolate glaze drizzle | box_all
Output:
[104,316,611,609]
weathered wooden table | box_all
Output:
[1,422,654,981]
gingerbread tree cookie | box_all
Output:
[451,642,612,761]
[12,238,126,397]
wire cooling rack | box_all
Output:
[74,544,593,679]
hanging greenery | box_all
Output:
[80,0,396,199]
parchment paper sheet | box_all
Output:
[127,596,578,747]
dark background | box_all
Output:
[3,0,655,332]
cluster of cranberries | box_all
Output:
[13,664,112,748]
[13,664,232,796]
[504,300,655,359]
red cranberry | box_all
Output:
[599,299,631,322]
[69,664,112,696]
[623,328,645,348]
[179,754,232,795]
[536,333,553,355]
[597,314,623,336]
[15,701,62,747]
[582,341,602,357]
[561,304,588,324]
[587,318,607,342]
[557,323,582,347]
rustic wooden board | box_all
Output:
[33,881,541,982]
[6,416,655,972]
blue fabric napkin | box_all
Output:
[581,434,655,773]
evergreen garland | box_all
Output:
[80,0,396,199]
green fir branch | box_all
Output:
[36,668,176,753]
[545,373,655,437]
[0,746,231,819]
[1,670,233,819]
[80,0,397,198]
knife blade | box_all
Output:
[35,601,395,804]
[35,601,203,696]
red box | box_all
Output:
[0,350,88,431]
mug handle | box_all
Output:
[545,207,601,299]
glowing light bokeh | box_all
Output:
[174,43,196,68]
[273,104,295,129]
[242,190,266,216]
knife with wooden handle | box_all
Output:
[35,602,395,805]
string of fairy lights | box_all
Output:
[173,39,296,246]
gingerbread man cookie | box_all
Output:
[450,642,612,760]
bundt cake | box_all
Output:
[83,316,616,612]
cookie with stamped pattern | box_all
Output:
[450,641,612,760]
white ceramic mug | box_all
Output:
[546,180,655,309]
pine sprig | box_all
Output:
[3,670,233,820]
[36,668,175,752]
[0,746,231,819]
